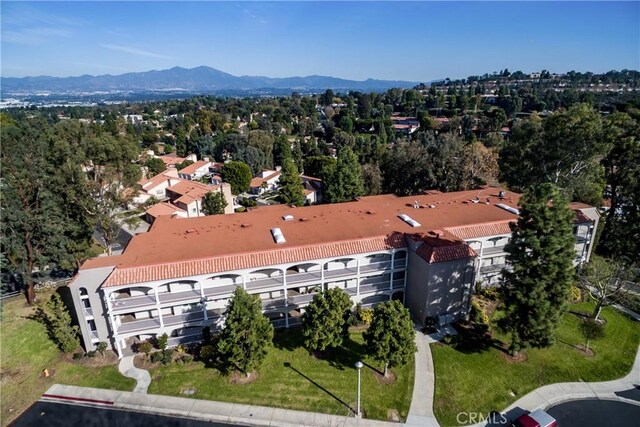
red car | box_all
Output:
[512,409,558,427]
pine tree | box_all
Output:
[217,288,274,376]
[325,147,365,203]
[501,183,576,355]
[202,191,228,215]
[278,158,305,206]
[302,288,352,352]
[363,300,416,377]
[273,136,292,167]
[40,293,80,353]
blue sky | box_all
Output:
[2,1,639,81]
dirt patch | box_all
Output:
[0,368,23,384]
[39,368,56,379]
[498,351,528,364]
[134,354,159,370]
[373,370,397,385]
[64,351,119,367]
[229,371,259,384]
[575,344,596,357]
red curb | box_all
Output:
[41,394,114,406]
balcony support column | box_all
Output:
[154,287,164,328]
[105,292,122,358]
[389,251,395,291]
[199,281,208,321]
[356,258,361,296]
[283,270,289,328]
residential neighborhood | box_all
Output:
[1,2,639,427]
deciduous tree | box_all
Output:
[221,161,253,194]
[363,300,416,377]
[302,288,352,352]
[202,191,228,215]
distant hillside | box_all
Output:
[1,66,420,94]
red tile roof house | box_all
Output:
[136,169,182,203]
[68,188,599,356]
[178,160,212,180]
[165,181,234,218]
[249,169,281,195]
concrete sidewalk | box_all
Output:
[470,341,640,426]
[405,328,440,427]
[41,384,401,427]
[118,355,151,393]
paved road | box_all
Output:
[12,401,242,427]
[547,399,640,427]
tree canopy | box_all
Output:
[278,158,305,206]
[202,191,228,215]
[221,161,253,195]
[501,184,576,355]
[302,288,352,352]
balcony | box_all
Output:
[163,311,206,327]
[246,276,284,292]
[111,294,156,312]
[393,259,407,269]
[203,283,240,299]
[361,294,391,307]
[359,282,393,294]
[117,317,161,334]
[89,330,99,341]
[359,260,392,274]
[482,246,506,256]
[157,289,201,305]
[167,333,205,348]
[480,264,506,274]
[82,307,94,319]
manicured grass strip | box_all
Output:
[432,302,640,426]
[0,293,135,426]
[148,330,414,421]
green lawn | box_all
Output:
[148,330,414,421]
[432,302,640,426]
[0,292,135,426]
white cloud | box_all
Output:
[100,44,175,60]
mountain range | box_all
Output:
[1,66,420,95]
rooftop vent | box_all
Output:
[413,200,421,209]
[498,191,506,199]
[398,213,422,228]
[271,227,286,244]
[282,215,294,221]
[240,223,251,228]
[428,204,436,209]
[496,203,520,215]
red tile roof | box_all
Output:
[178,160,210,175]
[76,187,595,288]
[103,233,405,287]
[145,202,186,219]
[415,233,478,264]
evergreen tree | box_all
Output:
[501,184,576,355]
[145,157,166,177]
[278,158,305,206]
[292,139,304,172]
[273,135,292,167]
[202,191,228,215]
[325,147,365,203]
[217,288,274,376]
[363,300,416,377]
[38,293,80,353]
[221,161,253,194]
[302,288,352,352]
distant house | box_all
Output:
[165,181,234,217]
[249,169,281,195]
[136,169,182,202]
[300,175,324,204]
[144,202,187,224]
[391,114,420,135]
[159,153,197,169]
[178,160,212,180]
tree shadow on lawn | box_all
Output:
[284,362,356,415]
[451,322,509,355]
[272,327,304,352]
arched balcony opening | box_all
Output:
[361,253,392,274]
[202,274,243,299]
[360,294,389,307]
[324,257,358,281]
[108,285,156,311]
[394,250,408,268]
[246,268,284,292]
[285,262,322,288]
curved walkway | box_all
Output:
[118,355,151,394]
[406,327,440,427]
[470,305,640,426]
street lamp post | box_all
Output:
[355,360,363,418]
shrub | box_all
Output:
[73,352,85,360]
[176,344,186,354]
[156,333,168,351]
[199,345,217,364]
[150,351,163,363]
[480,286,500,301]
[139,340,153,356]
[471,299,490,324]
[443,334,459,345]
[86,350,97,358]
[177,353,194,364]
[202,326,211,344]
[569,286,582,302]
[160,349,174,365]
[96,341,108,356]
[359,308,374,325]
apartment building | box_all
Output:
[69,188,598,357]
